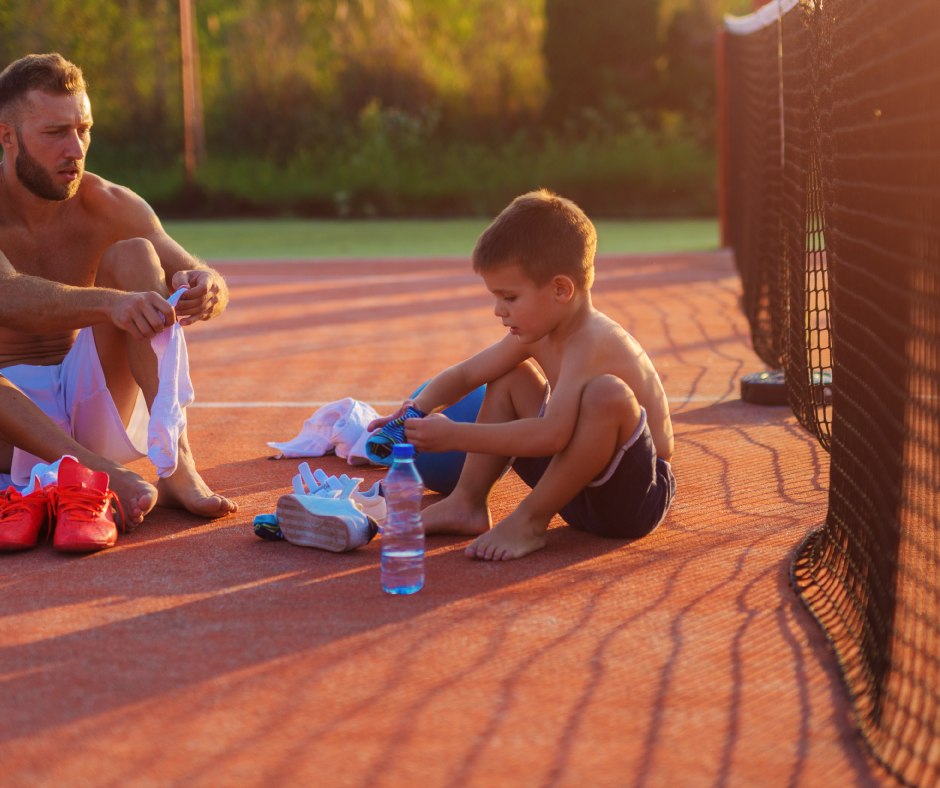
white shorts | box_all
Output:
[0,327,149,488]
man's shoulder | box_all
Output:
[77,172,147,217]
[73,173,160,241]
[76,174,159,243]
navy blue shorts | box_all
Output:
[512,409,675,540]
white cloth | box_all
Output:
[268,398,380,466]
[148,287,194,478]
[22,455,76,494]
[0,327,149,488]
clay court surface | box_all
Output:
[0,252,891,787]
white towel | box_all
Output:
[148,287,195,477]
[268,398,380,466]
[6,455,78,495]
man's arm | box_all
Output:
[0,249,175,340]
[89,179,229,326]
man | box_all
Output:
[0,53,236,527]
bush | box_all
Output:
[0,0,746,217]
[90,105,715,218]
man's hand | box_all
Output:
[172,269,226,325]
[404,413,456,453]
[111,291,176,340]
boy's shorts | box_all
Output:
[511,391,675,540]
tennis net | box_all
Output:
[722,1,940,785]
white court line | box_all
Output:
[189,397,724,408]
[188,401,404,408]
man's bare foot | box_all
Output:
[85,458,157,530]
[423,491,491,536]
[465,510,547,561]
[156,452,236,519]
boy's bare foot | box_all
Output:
[155,449,237,519]
[423,491,491,536]
[465,510,547,561]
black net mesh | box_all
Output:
[723,1,940,784]
[779,4,832,449]
[725,16,785,369]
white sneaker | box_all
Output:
[276,465,380,552]
[295,464,388,530]
[332,473,387,530]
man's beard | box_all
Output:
[14,132,83,201]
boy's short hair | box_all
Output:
[0,54,86,126]
[472,190,597,290]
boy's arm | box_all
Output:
[406,354,589,457]
[368,334,530,430]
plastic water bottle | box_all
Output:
[381,444,425,594]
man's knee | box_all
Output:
[581,375,639,417]
[96,238,166,293]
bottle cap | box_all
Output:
[392,443,415,459]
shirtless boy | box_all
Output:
[0,53,236,526]
[372,190,675,560]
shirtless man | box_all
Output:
[0,53,236,526]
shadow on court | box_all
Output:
[0,252,890,788]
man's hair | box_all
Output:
[0,54,86,125]
[472,190,597,290]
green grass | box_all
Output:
[162,218,720,260]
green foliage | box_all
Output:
[661,0,719,143]
[543,0,660,121]
[0,0,737,216]
[91,107,715,218]
[0,0,546,156]
[0,0,182,151]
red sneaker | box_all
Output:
[0,486,51,551]
[51,458,125,553]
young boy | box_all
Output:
[371,190,675,561]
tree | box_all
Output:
[543,0,660,123]
[662,0,716,139]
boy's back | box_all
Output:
[525,307,673,464]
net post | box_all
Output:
[716,26,730,249]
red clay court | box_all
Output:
[0,252,891,787]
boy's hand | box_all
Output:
[367,399,417,432]
[404,413,455,453]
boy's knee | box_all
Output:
[581,375,638,415]
[97,238,164,293]
[492,360,543,392]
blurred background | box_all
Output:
[0,0,749,220]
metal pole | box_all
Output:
[179,0,205,185]
[191,7,206,167]
[716,27,730,249]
